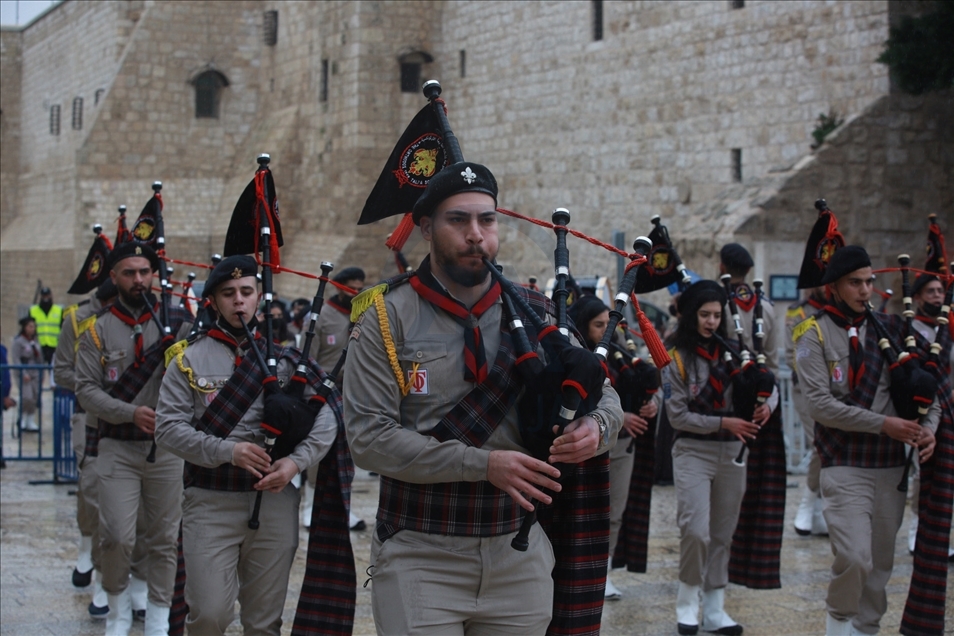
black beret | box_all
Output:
[40,287,52,295]
[106,242,160,272]
[677,280,727,317]
[720,243,754,270]
[412,161,498,224]
[911,273,940,297]
[333,267,366,284]
[203,255,259,297]
[19,315,36,327]
[820,245,871,285]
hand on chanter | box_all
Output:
[231,441,271,479]
[917,427,936,463]
[487,450,562,513]
[752,403,771,427]
[549,415,600,464]
[622,412,648,437]
[720,416,759,444]
[255,457,299,493]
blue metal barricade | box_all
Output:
[0,363,77,483]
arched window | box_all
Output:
[398,51,433,94]
[192,70,229,119]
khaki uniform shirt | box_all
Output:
[75,298,192,424]
[795,314,940,434]
[313,301,352,371]
[155,333,335,473]
[665,351,736,434]
[53,298,102,392]
[343,283,623,483]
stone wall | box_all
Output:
[3,0,949,339]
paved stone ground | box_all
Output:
[0,413,941,635]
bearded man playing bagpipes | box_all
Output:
[344,159,624,635]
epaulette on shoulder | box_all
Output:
[786,305,806,320]
[63,303,80,319]
[792,315,820,344]
[669,347,686,382]
[350,270,414,322]
[164,339,189,368]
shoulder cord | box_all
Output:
[374,293,419,397]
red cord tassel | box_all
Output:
[385,213,416,252]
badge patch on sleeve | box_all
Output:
[831,365,844,384]
[326,334,336,345]
[408,369,428,395]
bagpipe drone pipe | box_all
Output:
[718,276,776,466]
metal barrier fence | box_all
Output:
[1,363,77,483]
[777,366,811,474]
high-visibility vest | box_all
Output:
[29,304,63,348]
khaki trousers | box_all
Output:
[608,436,636,557]
[820,465,906,634]
[369,524,555,635]
[182,484,300,636]
[97,437,183,605]
[672,438,746,590]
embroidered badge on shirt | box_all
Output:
[831,365,844,384]
[689,383,700,397]
[107,367,119,382]
[326,334,336,345]
[408,368,428,395]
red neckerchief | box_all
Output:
[914,314,937,328]
[807,296,825,311]
[409,256,502,384]
[731,282,757,313]
[694,340,727,410]
[110,302,155,363]
[823,304,866,390]
[326,297,351,316]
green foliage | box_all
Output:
[811,110,844,148]
[877,4,954,95]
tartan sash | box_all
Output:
[814,311,906,468]
[376,327,527,538]
[84,425,100,459]
[612,421,656,573]
[901,327,953,636]
[183,335,267,492]
[292,386,356,636]
[728,404,786,589]
[99,305,190,442]
[676,344,738,442]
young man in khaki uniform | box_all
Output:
[74,242,193,636]
[156,255,338,635]
[344,161,623,635]
[793,246,939,635]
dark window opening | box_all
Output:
[398,51,433,94]
[193,70,229,119]
[50,104,60,136]
[263,10,278,46]
[72,97,83,130]
[320,59,329,102]
[94,88,105,105]
[731,148,742,182]
[400,62,421,93]
[460,49,466,78]
[593,0,604,41]
[730,0,745,8]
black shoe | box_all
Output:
[133,609,146,622]
[705,625,743,635]
[794,526,811,536]
[350,519,367,531]
[88,602,109,619]
[72,567,93,588]
[678,624,699,635]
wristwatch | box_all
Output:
[591,412,610,451]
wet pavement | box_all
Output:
[0,419,944,635]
